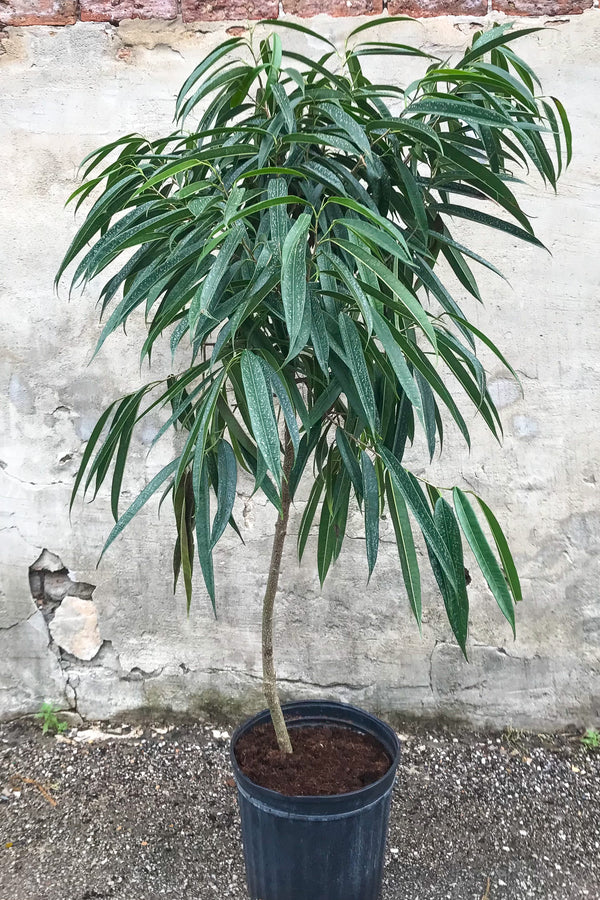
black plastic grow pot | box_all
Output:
[230,699,401,900]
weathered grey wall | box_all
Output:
[1,11,599,729]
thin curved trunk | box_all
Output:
[262,431,294,754]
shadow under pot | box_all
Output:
[230,700,401,900]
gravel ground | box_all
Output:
[0,717,598,900]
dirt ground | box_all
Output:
[0,716,598,900]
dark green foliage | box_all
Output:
[58,20,571,652]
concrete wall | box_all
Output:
[1,11,599,729]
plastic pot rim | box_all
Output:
[229,699,401,806]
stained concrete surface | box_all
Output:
[0,12,599,727]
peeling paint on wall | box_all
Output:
[29,549,96,621]
[28,549,101,660]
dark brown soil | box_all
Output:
[234,723,392,795]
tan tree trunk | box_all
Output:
[261,431,294,754]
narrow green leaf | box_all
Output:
[281,212,311,352]
[228,194,308,226]
[331,473,351,563]
[179,472,195,613]
[394,158,428,237]
[385,476,421,629]
[361,451,379,581]
[379,446,457,591]
[321,101,371,156]
[317,499,336,586]
[172,475,185,593]
[189,223,245,336]
[240,350,282,489]
[286,289,313,362]
[310,296,330,377]
[552,96,572,166]
[57,172,141,287]
[476,496,522,605]
[346,16,415,40]
[260,18,336,48]
[235,166,306,183]
[408,96,514,129]
[175,37,243,119]
[305,378,342,430]
[433,497,469,655]
[440,142,533,232]
[436,338,501,441]
[366,117,443,152]
[280,132,357,155]
[453,488,515,636]
[110,393,144,521]
[281,50,348,93]
[272,82,295,132]
[99,457,180,562]
[336,428,363,502]
[390,390,414,462]
[268,177,290,249]
[193,457,216,611]
[331,238,437,349]
[259,358,300,457]
[338,217,412,266]
[370,309,422,415]
[298,478,324,561]
[211,440,237,548]
[77,132,143,178]
[325,252,374,336]
[445,312,520,385]
[542,100,563,178]
[326,196,410,250]
[352,41,433,61]
[174,372,225,492]
[338,312,378,435]
[461,27,542,67]
[415,371,437,461]
[70,399,120,513]
[436,203,545,249]
[86,391,149,501]
[289,425,322,500]
[429,229,504,280]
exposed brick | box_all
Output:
[387,0,486,14]
[181,0,278,20]
[0,0,76,26]
[283,0,383,15]
[80,0,177,22]
[492,0,592,14]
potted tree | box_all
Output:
[57,18,570,900]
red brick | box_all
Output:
[80,0,177,22]
[0,0,76,26]
[492,0,592,13]
[283,0,383,15]
[181,0,278,20]
[387,0,487,14]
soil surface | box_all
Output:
[0,717,599,900]
[235,723,391,795]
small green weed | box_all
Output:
[581,728,600,751]
[501,726,525,751]
[35,702,68,735]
